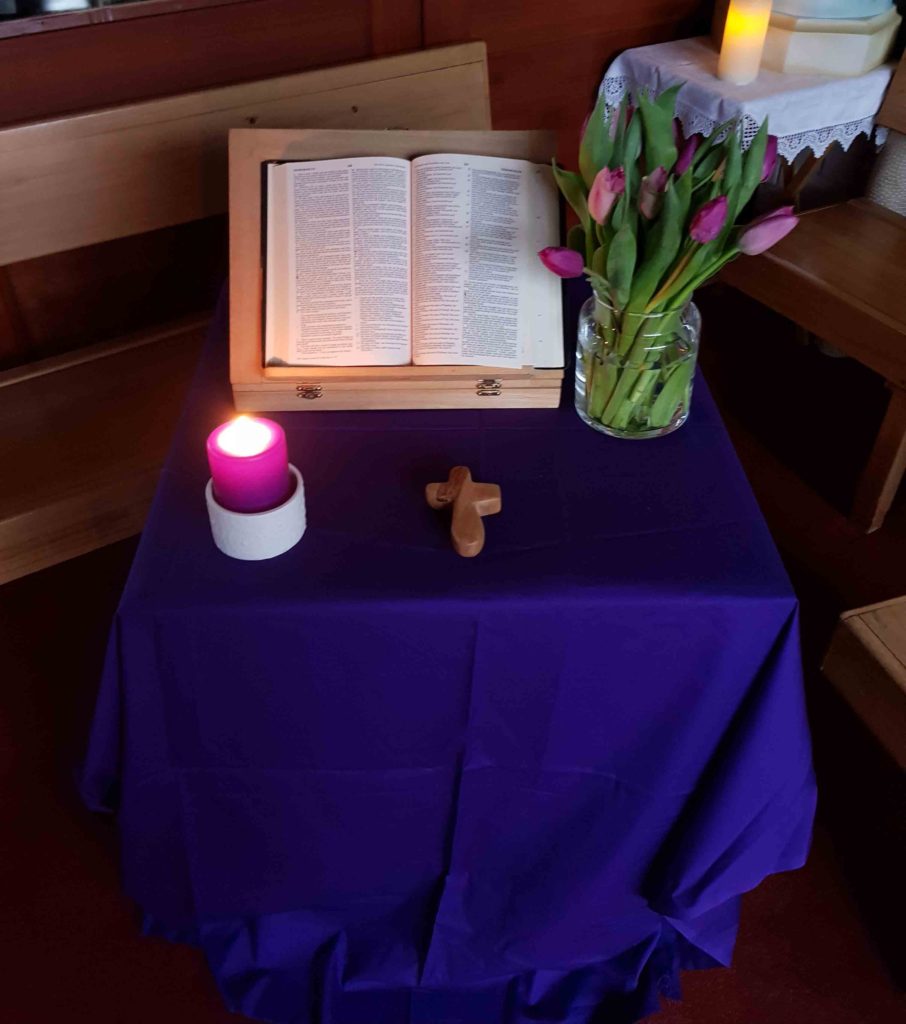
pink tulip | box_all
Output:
[689,195,728,243]
[538,246,585,278]
[639,166,669,220]
[761,134,778,182]
[674,132,702,176]
[588,166,625,224]
[738,206,798,255]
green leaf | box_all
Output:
[638,92,678,177]
[722,131,743,196]
[566,223,586,256]
[654,83,683,116]
[693,147,724,183]
[715,131,744,239]
[621,111,643,194]
[666,249,740,310]
[735,118,768,217]
[695,117,737,162]
[584,269,611,299]
[606,222,637,309]
[552,161,590,233]
[611,96,629,168]
[627,170,691,313]
[591,244,606,277]
[650,360,694,428]
[611,189,628,232]
[579,92,613,188]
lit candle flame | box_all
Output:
[216,415,274,458]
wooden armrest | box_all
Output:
[722,199,906,387]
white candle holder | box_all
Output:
[205,464,306,560]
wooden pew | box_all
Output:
[722,53,906,533]
[0,43,491,586]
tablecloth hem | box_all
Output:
[140,910,725,1024]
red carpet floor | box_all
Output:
[2,540,903,1024]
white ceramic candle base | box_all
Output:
[205,464,306,560]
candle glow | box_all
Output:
[718,0,772,86]
[206,415,292,514]
[217,415,274,458]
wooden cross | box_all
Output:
[426,466,502,558]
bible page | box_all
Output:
[265,156,412,366]
[410,154,563,369]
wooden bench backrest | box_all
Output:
[0,43,490,267]
[877,50,906,135]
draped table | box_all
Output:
[602,37,893,161]
[82,286,816,1024]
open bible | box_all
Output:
[264,154,563,369]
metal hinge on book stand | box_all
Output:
[296,384,323,400]
[476,378,502,396]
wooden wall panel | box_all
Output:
[0,219,226,369]
[0,0,374,127]
[0,45,489,266]
[0,0,709,370]
[424,0,710,159]
[0,270,32,367]
[370,0,423,54]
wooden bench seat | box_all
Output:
[722,53,906,533]
[723,199,906,388]
[724,197,906,534]
[0,44,491,586]
[0,320,206,585]
[823,595,906,771]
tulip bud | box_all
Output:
[738,206,798,255]
[761,135,778,182]
[639,166,669,220]
[588,166,626,224]
[674,133,702,176]
[538,246,585,278]
[689,195,728,243]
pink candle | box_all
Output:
[206,416,292,513]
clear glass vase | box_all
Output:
[575,294,701,439]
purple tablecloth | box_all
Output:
[82,286,815,1024]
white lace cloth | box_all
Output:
[601,37,893,159]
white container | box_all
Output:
[773,0,892,18]
[205,463,306,560]
[762,7,901,76]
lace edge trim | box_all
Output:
[600,74,885,158]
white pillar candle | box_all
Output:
[718,0,773,85]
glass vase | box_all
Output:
[575,294,701,439]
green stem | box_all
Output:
[597,311,686,430]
